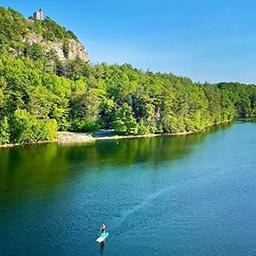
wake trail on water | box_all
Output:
[108,186,174,231]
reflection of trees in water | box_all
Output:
[0,143,68,201]
[91,121,234,167]
[0,121,234,200]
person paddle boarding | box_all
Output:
[96,223,109,243]
[100,223,105,235]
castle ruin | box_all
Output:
[33,9,43,20]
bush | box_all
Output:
[10,109,35,143]
[137,119,150,135]
[33,119,58,141]
[9,109,58,143]
[70,118,97,132]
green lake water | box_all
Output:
[0,119,256,255]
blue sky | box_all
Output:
[2,0,256,84]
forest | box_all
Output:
[0,6,256,145]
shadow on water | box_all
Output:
[100,242,105,255]
[0,121,234,201]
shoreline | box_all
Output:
[0,139,58,148]
[0,119,234,148]
[92,119,233,141]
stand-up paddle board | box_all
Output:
[96,232,109,243]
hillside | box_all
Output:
[0,7,89,63]
[0,6,256,146]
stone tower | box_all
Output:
[33,9,43,20]
[39,8,43,20]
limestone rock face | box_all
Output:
[68,39,89,61]
[24,33,89,62]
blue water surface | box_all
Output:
[0,120,256,256]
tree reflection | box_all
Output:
[0,121,234,201]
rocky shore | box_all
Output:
[0,120,234,148]
[57,132,94,143]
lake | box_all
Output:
[0,119,256,256]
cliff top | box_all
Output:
[0,6,89,62]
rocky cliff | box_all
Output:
[24,33,89,62]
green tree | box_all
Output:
[112,103,138,135]
[10,109,36,143]
[137,119,150,135]
[0,116,10,144]
[33,118,58,141]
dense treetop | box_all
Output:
[0,6,256,145]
